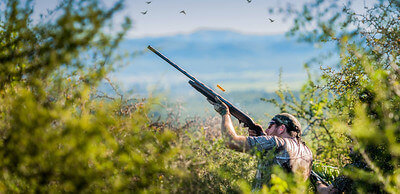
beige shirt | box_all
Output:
[247,135,313,189]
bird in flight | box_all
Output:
[141,10,148,15]
[180,10,186,15]
[146,1,151,4]
[268,18,275,22]
[247,0,252,3]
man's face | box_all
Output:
[266,120,280,136]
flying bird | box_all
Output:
[268,18,275,22]
[146,1,151,4]
[180,10,186,15]
[141,10,148,15]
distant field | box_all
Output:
[149,89,291,126]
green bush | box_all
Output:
[266,0,400,192]
[0,0,184,192]
[1,0,399,193]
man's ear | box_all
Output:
[278,125,286,135]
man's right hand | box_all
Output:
[316,182,337,194]
[246,123,265,136]
[248,129,257,136]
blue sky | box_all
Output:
[31,0,375,38]
[28,0,375,95]
[120,0,292,38]
[24,0,377,117]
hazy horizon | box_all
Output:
[109,29,334,95]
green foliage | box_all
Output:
[2,0,399,192]
[312,161,340,184]
[0,0,185,192]
[265,0,400,192]
[0,82,187,192]
[162,118,258,193]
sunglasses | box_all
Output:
[267,121,276,129]
[268,119,284,128]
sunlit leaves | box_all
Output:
[265,0,400,192]
[0,0,187,193]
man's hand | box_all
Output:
[246,123,265,136]
[207,96,229,115]
[316,182,337,194]
[248,129,258,136]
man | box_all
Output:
[208,97,313,189]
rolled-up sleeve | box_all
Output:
[247,136,278,153]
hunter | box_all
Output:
[208,96,313,189]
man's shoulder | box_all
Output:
[247,135,294,147]
[247,135,278,151]
[272,136,299,148]
[274,137,313,156]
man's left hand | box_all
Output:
[207,96,229,115]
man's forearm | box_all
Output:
[221,113,249,152]
[221,113,236,138]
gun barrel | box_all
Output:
[148,45,227,105]
[310,170,329,186]
[147,45,198,82]
[147,46,219,105]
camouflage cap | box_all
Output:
[272,113,302,136]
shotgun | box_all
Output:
[147,45,265,136]
[310,170,331,190]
